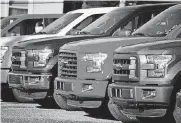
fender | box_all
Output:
[168,60,181,85]
[45,55,58,71]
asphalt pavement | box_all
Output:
[1,100,122,123]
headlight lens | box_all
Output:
[146,55,172,78]
[82,53,107,73]
[33,49,53,67]
[0,46,8,63]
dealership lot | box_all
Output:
[1,100,121,123]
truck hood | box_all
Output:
[115,39,181,55]
[61,36,165,53]
[20,35,98,50]
[0,34,53,47]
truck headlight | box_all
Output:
[0,46,8,63]
[82,53,107,73]
[33,49,53,67]
[146,55,172,78]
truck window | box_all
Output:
[177,31,181,38]
[43,18,58,27]
[40,13,82,34]
[1,17,17,29]
[7,19,43,36]
[80,9,133,35]
[113,11,159,36]
[133,8,181,37]
[67,14,103,35]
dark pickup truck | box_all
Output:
[109,39,181,123]
[8,4,173,108]
[54,4,180,122]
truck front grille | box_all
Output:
[58,52,77,79]
[8,74,22,84]
[113,55,138,83]
[11,50,27,70]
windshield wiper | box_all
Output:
[34,31,47,35]
[132,33,149,37]
[38,31,47,34]
[77,31,91,35]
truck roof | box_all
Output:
[112,3,177,12]
[69,7,119,14]
[6,14,63,20]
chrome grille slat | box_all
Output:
[58,52,77,79]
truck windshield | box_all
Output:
[133,8,181,37]
[1,17,17,29]
[39,13,82,34]
[79,9,132,35]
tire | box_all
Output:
[12,88,34,103]
[34,97,58,108]
[1,88,16,102]
[173,100,181,123]
[53,92,77,111]
[108,99,138,123]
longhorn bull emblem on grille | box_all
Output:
[59,59,69,68]
[115,63,123,71]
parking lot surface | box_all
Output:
[1,101,121,123]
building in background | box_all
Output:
[1,0,178,18]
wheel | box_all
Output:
[12,88,34,103]
[173,98,181,123]
[1,88,16,102]
[108,99,138,123]
[53,92,77,110]
[34,97,58,108]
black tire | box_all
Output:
[108,99,138,123]
[1,88,16,102]
[173,100,181,123]
[53,92,78,110]
[34,97,58,108]
[12,88,34,103]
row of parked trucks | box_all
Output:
[0,3,181,123]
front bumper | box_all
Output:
[54,77,108,108]
[108,83,173,117]
[8,72,52,99]
[0,68,10,83]
[176,92,181,108]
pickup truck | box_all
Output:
[1,14,61,37]
[7,4,173,107]
[109,38,181,123]
[54,4,181,121]
[174,90,181,123]
[1,7,113,102]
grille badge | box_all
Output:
[59,59,69,68]
[115,63,123,71]
[11,56,16,62]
